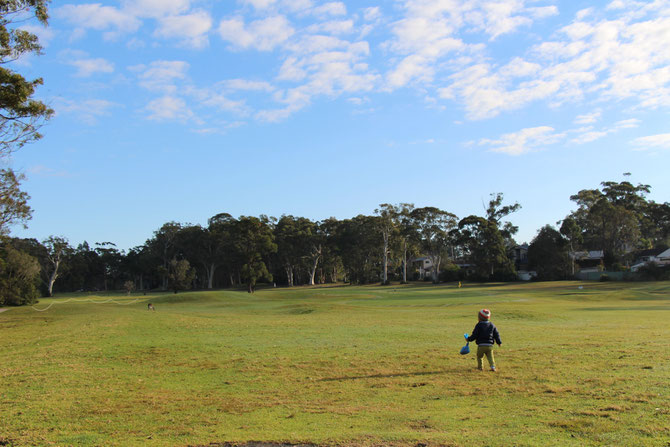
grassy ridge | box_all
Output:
[1,282,669,446]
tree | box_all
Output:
[456,193,519,280]
[375,204,397,284]
[123,280,135,295]
[40,236,69,297]
[146,222,182,290]
[566,177,653,267]
[167,258,195,293]
[395,203,418,284]
[95,242,122,291]
[0,169,30,234]
[528,225,570,280]
[0,0,53,156]
[334,215,381,284]
[0,1,53,238]
[559,217,582,276]
[0,243,39,305]
[411,207,458,283]
[233,216,277,293]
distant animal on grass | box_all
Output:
[148,303,155,311]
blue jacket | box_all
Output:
[467,321,501,346]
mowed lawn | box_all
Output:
[1,282,669,447]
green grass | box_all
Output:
[1,281,669,446]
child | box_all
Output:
[467,309,502,371]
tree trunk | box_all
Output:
[402,239,408,283]
[285,264,293,287]
[309,255,320,285]
[206,263,216,289]
[382,231,389,284]
[46,258,60,297]
[431,255,441,283]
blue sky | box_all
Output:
[9,0,670,250]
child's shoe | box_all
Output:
[490,366,496,372]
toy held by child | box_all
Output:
[466,309,502,371]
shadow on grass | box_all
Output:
[318,368,459,382]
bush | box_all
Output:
[636,263,670,281]
[439,264,461,282]
[0,246,40,306]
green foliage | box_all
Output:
[234,216,276,292]
[567,177,668,267]
[0,168,31,234]
[333,214,381,284]
[410,206,457,283]
[0,0,53,156]
[0,242,39,305]
[635,263,670,281]
[528,225,570,280]
[167,258,195,293]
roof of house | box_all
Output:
[635,248,667,257]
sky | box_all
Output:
[8,0,670,251]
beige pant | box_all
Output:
[477,345,495,369]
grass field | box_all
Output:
[1,281,669,446]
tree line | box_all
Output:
[2,181,668,306]
[0,4,669,306]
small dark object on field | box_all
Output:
[148,303,155,311]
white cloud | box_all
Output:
[574,111,601,124]
[68,58,114,77]
[122,0,190,18]
[312,2,347,17]
[222,79,275,92]
[57,98,118,124]
[631,133,670,151]
[218,16,294,51]
[131,61,190,93]
[242,0,278,9]
[479,126,564,155]
[56,4,140,38]
[307,19,354,35]
[569,117,640,144]
[381,0,670,120]
[154,10,213,48]
[146,96,193,121]
[364,7,381,22]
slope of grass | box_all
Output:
[1,281,669,446]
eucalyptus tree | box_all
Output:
[233,215,277,293]
[528,225,570,280]
[411,207,458,283]
[559,217,582,275]
[334,215,381,284]
[374,204,398,285]
[146,222,182,290]
[0,0,54,236]
[41,236,70,296]
[274,215,308,286]
[456,193,520,280]
[567,178,651,266]
[95,242,123,291]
